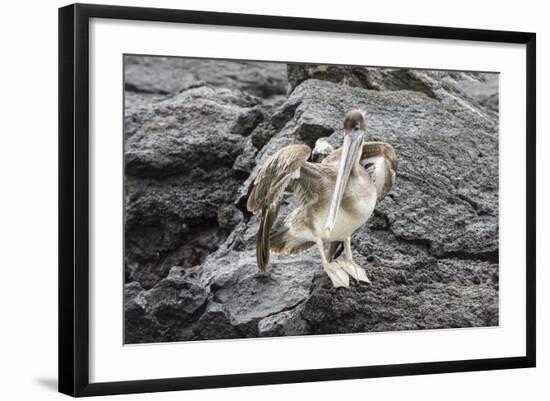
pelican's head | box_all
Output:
[311,138,335,162]
[343,109,367,133]
[325,109,366,234]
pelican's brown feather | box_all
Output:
[246,144,311,213]
[247,144,323,271]
[270,227,315,255]
[361,142,397,200]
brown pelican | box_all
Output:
[246,110,397,288]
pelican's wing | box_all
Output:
[247,144,319,271]
[247,144,315,213]
[361,141,397,201]
[322,141,397,201]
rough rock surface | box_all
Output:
[124,58,288,288]
[124,85,260,288]
[125,55,288,98]
[124,56,499,343]
[287,64,499,118]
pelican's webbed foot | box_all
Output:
[317,238,351,288]
[323,261,350,288]
[341,236,371,284]
[341,262,371,283]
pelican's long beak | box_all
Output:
[325,128,365,235]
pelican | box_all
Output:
[246,110,397,288]
[311,137,335,163]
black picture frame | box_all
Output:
[58,3,536,397]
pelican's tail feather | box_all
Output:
[256,205,279,272]
[270,228,314,255]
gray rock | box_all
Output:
[124,282,161,343]
[124,60,500,343]
[124,169,240,288]
[287,64,372,93]
[144,267,209,324]
[287,64,499,119]
[287,64,438,96]
[258,306,308,337]
[301,265,498,334]
[125,55,288,98]
[125,85,262,178]
[232,137,258,173]
[124,85,266,288]
[217,205,243,231]
[199,250,319,333]
[124,269,210,343]
[192,302,240,340]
